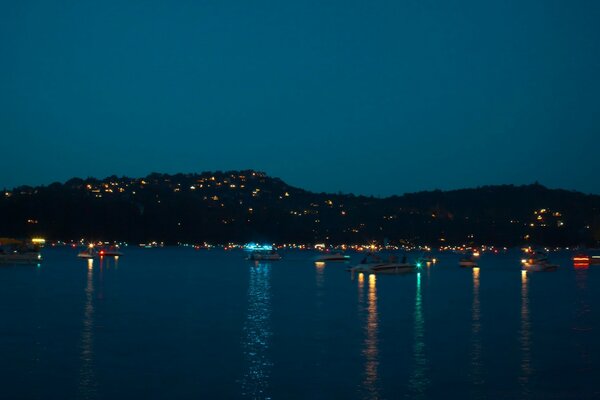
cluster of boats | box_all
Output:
[0,237,127,265]
[77,245,123,259]
[2,238,596,275]
[245,245,580,275]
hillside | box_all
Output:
[2,170,599,246]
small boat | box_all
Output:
[350,253,416,274]
[98,246,123,257]
[419,255,435,263]
[247,249,282,261]
[77,247,98,259]
[416,255,437,266]
[0,252,42,264]
[591,255,600,265]
[0,238,43,264]
[522,251,558,272]
[314,252,351,262]
[351,262,416,274]
[459,257,478,268]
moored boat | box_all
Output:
[77,248,97,259]
[350,253,416,274]
[98,246,123,257]
[459,258,478,268]
[0,238,43,264]
[314,252,351,262]
[522,251,558,272]
[247,249,282,261]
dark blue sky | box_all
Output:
[1,1,599,196]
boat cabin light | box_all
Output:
[244,243,273,251]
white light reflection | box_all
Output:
[409,272,428,397]
[470,267,483,391]
[315,261,325,290]
[362,274,379,399]
[241,262,272,399]
[358,272,365,304]
[519,270,532,397]
[79,259,97,399]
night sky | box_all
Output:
[1,1,599,196]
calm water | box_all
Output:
[1,248,599,399]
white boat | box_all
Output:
[247,250,282,261]
[350,253,416,274]
[523,263,558,272]
[0,238,43,264]
[522,251,558,272]
[314,252,351,262]
[77,248,97,259]
[351,262,416,274]
[0,251,42,264]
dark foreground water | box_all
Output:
[1,248,599,399]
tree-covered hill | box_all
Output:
[2,170,599,246]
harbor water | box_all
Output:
[0,248,598,399]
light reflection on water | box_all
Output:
[241,262,272,399]
[409,272,428,398]
[79,259,97,399]
[315,262,325,308]
[519,270,532,397]
[315,262,325,295]
[574,269,592,372]
[362,274,379,399]
[5,248,598,399]
[470,267,483,392]
[357,272,365,304]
